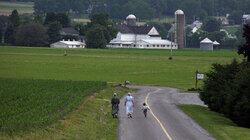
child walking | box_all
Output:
[142,103,150,117]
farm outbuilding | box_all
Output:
[213,41,220,50]
[50,39,85,48]
[200,38,213,51]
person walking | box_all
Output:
[125,92,134,118]
[111,93,120,118]
[141,103,150,118]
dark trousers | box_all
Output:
[143,109,147,117]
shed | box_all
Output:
[213,41,220,50]
[200,38,213,51]
[50,39,85,48]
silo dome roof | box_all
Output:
[126,14,136,19]
[175,10,184,15]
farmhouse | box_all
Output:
[50,39,85,48]
[108,14,178,49]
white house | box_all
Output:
[108,14,178,49]
[50,39,85,48]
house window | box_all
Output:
[153,45,155,47]
[157,45,159,47]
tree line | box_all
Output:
[200,24,250,128]
[0,10,117,48]
[0,10,71,47]
[33,0,250,24]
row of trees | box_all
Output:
[34,0,250,24]
[0,10,117,48]
[200,24,250,127]
[0,10,71,47]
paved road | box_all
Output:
[117,86,215,140]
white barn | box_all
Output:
[50,39,85,48]
[108,14,178,49]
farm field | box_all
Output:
[0,46,241,90]
[0,78,106,136]
[222,25,241,35]
[0,1,34,15]
[179,105,250,140]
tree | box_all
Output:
[44,12,70,27]
[86,24,107,48]
[228,10,243,25]
[0,15,9,44]
[238,24,250,62]
[86,13,118,48]
[56,13,70,27]
[4,24,15,44]
[202,17,221,32]
[44,12,57,25]
[33,14,44,24]
[9,9,20,28]
[207,31,226,43]
[200,60,250,127]
[15,22,48,47]
[47,21,62,44]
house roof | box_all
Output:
[60,27,79,35]
[201,38,213,43]
[243,14,250,19]
[60,40,85,45]
[213,41,220,45]
[115,24,153,34]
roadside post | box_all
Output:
[195,70,204,90]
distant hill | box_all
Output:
[33,0,250,23]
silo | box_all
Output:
[175,10,185,49]
[126,14,136,26]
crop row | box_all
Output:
[0,78,107,135]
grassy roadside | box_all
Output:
[45,84,131,140]
[1,84,130,140]
[178,105,250,140]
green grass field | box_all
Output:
[222,25,241,35]
[0,46,246,139]
[0,2,34,15]
[0,78,106,136]
[0,46,241,90]
[178,105,250,140]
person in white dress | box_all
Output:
[124,92,134,118]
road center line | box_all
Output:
[145,89,173,140]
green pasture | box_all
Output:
[179,105,250,140]
[0,46,241,90]
[222,25,241,35]
[0,78,106,135]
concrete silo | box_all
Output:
[175,10,185,49]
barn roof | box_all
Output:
[201,38,213,43]
[115,24,153,35]
[60,27,79,35]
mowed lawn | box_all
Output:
[0,46,241,90]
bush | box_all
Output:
[200,60,250,127]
